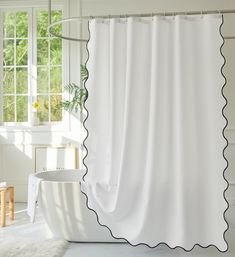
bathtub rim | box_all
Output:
[34,169,86,182]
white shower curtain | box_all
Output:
[81,14,229,251]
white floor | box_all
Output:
[0,203,234,257]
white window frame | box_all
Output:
[0,2,70,132]
[0,7,32,127]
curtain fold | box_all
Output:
[81,14,228,251]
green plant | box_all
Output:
[62,64,88,113]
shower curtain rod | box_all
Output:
[72,9,235,18]
[48,0,235,42]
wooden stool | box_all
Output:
[0,186,14,227]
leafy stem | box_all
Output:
[61,64,88,113]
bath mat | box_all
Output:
[0,236,68,257]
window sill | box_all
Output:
[0,123,70,133]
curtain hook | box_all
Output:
[151,12,154,20]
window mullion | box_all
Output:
[48,30,51,122]
[31,7,38,127]
[0,10,3,124]
[28,8,33,125]
[14,11,16,123]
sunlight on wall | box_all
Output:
[14,144,33,159]
[35,146,78,171]
[0,132,8,141]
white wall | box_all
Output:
[80,0,235,204]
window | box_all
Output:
[35,10,63,123]
[0,7,64,126]
[2,11,29,123]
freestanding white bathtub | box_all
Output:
[35,170,121,242]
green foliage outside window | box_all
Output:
[2,10,63,123]
[35,10,63,123]
[3,11,29,122]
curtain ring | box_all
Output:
[201,10,203,18]
[89,15,94,23]
[125,14,128,22]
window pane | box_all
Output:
[16,12,28,38]
[37,11,48,37]
[37,67,48,93]
[37,96,49,122]
[16,67,28,94]
[16,39,28,65]
[37,39,48,65]
[3,12,14,38]
[50,10,62,35]
[50,66,62,93]
[3,96,15,122]
[50,39,62,65]
[3,39,14,66]
[50,95,62,121]
[16,96,28,122]
[3,68,14,94]
[52,10,62,22]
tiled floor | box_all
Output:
[0,203,234,257]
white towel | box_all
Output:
[0,182,7,188]
[27,174,42,223]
